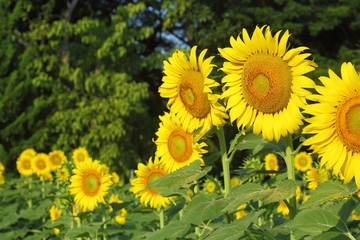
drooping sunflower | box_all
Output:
[49,150,67,170]
[294,151,313,172]
[69,159,112,211]
[303,62,360,188]
[219,26,316,141]
[32,153,51,177]
[72,147,90,167]
[129,157,173,209]
[159,46,227,135]
[155,112,207,172]
[264,153,279,175]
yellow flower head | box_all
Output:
[20,148,37,158]
[111,172,120,184]
[303,62,360,188]
[49,150,67,170]
[230,176,241,187]
[69,159,112,211]
[50,205,62,222]
[277,201,289,216]
[115,208,127,225]
[264,153,279,175]
[16,154,34,176]
[32,153,51,177]
[108,194,124,212]
[234,204,248,219]
[159,46,227,135]
[129,157,173,209]
[56,166,70,182]
[306,167,331,190]
[0,174,5,185]
[72,147,90,167]
[294,152,313,172]
[204,180,217,193]
[219,26,316,141]
[0,162,4,173]
[155,112,207,172]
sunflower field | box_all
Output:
[1,1,360,240]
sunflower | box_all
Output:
[108,194,124,212]
[306,167,331,190]
[264,153,279,176]
[204,180,217,193]
[129,157,173,209]
[72,147,90,167]
[32,153,51,177]
[230,176,241,187]
[0,174,5,185]
[50,205,62,222]
[115,208,127,225]
[49,150,67,170]
[69,159,112,211]
[155,112,208,172]
[219,26,316,141]
[19,148,37,158]
[0,162,4,173]
[234,204,248,219]
[56,166,70,182]
[277,201,289,216]
[294,152,313,172]
[159,46,227,135]
[17,153,35,176]
[303,62,360,187]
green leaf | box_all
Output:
[233,133,268,154]
[65,225,98,238]
[204,210,265,240]
[262,179,297,205]
[0,212,19,229]
[182,193,229,225]
[286,208,348,238]
[312,230,349,240]
[223,180,296,213]
[301,181,358,209]
[145,220,191,240]
[44,215,74,229]
[223,183,264,213]
[147,160,210,194]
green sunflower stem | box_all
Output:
[216,126,231,198]
[284,134,296,220]
[158,207,165,229]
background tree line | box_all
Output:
[1,0,359,179]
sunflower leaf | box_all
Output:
[285,208,348,239]
[181,193,230,225]
[204,209,266,240]
[145,220,191,240]
[146,160,210,192]
[300,180,358,209]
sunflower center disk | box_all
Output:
[242,54,292,113]
[299,158,308,167]
[168,130,193,163]
[147,172,164,184]
[53,156,61,165]
[179,71,211,118]
[337,96,360,152]
[84,174,100,195]
[37,160,46,170]
[23,160,31,169]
